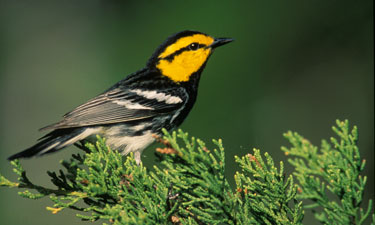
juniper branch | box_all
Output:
[0,120,373,225]
[282,119,374,225]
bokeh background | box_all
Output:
[0,1,373,224]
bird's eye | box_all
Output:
[188,43,200,51]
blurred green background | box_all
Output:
[0,1,373,224]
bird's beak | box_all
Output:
[209,38,234,49]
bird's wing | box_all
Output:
[40,87,187,130]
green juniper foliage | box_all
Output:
[282,120,373,225]
[0,120,373,224]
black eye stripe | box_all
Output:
[162,43,207,61]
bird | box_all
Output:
[8,30,233,164]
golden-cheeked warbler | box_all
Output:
[8,30,233,163]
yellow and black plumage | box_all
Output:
[8,30,233,163]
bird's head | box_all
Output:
[147,30,233,83]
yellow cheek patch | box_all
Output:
[158,34,214,58]
[157,48,211,82]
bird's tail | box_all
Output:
[8,127,97,160]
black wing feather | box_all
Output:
[40,87,186,130]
